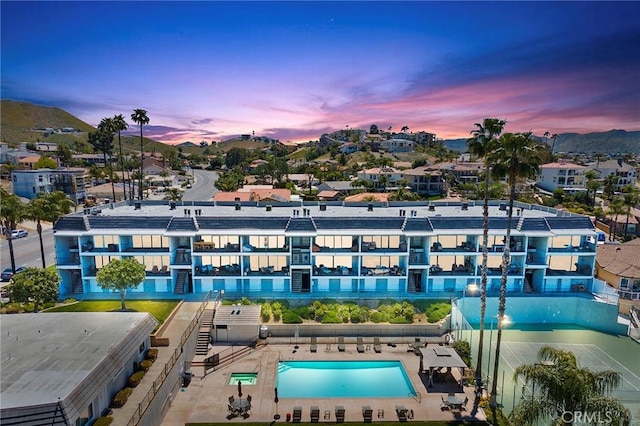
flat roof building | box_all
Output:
[0,312,157,426]
[52,200,600,301]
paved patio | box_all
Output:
[161,338,487,424]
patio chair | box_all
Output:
[310,336,317,353]
[337,336,345,352]
[395,405,408,422]
[310,406,320,423]
[373,337,382,353]
[357,337,365,353]
[462,396,469,411]
[362,405,373,423]
[335,406,345,423]
[440,395,450,410]
[150,265,159,274]
[293,406,302,423]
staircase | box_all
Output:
[291,270,302,293]
[195,307,215,355]
[524,280,534,293]
[407,273,416,293]
[174,271,188,294]
[516,214,525,231]
[72,273,83,294]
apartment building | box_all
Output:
[53,201,599,300]
[537,162,586,194]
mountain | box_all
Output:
[443,130,640,154]
[0,99,176,154]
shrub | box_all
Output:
[452,340,472,366]
[93,416,113,426]
[369,311,385,323]
[293,306,311,319]
[389,316,411,324]
[426,302,450,323]
[321,312,342,323]
[282,311,302,324]
[128,371,145,388]
[42,301,56,309]
[111,387,132,408]
[139,360,153,372]
[145,348,158,361]
[3,305,20,314]
[261,302,272,322]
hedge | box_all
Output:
[128,371,145,388]
[111,387,133,408]
[146,348,158,361]
[140,360,153,372]
[93,416,113,426]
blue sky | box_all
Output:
[2,1,639,144]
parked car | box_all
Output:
[1,266,27,281]
[10,229,28,239]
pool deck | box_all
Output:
[162,339,487,424]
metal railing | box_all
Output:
[126,291,211,426]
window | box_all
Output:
[139,342,145,353]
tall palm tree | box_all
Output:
[27,191,75,268]
[510,346,630,425]
[585,170,600,207]
[98,117,117,202]
[0,187,27,272]
[606,198,625,241]
[487,131,542,408]
[603,174,619,200]
[621,185,639,240]
[550,133,558,154]
[466,118,507,393]
[131,109,150,200]
[112,114,129,201]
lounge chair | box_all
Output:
[412,337,422,355]
[462,396,469,411]
[335,406,345,423]
[310,406,320,423]
[373,337,382,353]
[337,336,345,352]
[310,336,317,353]
[362,406,373,423]
[395,405,408,422]
[357,337,365,353]
[440,395,449,410]
[293,406,302,423]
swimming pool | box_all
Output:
[228,372,258,385]
[277,360,417,398]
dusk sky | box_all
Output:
[2,1,639,145]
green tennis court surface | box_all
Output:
[465,327,640,422]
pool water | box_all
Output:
[277,360,417,398]
[228,373,258,385]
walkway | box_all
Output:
[109,301,204,425]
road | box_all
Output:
[182,169,218,201]
[1,228,55,273]
[1,169,218,274]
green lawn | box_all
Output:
[46,300,179,325]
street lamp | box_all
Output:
[486,314,510,385]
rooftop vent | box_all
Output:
[235,203,241,211]
[428,204,435,212]
[461,202,468,211]
[367,203,373,212]
[319,203,327,211]
[134,202,141,210]
[499,203,507,211]
[266,205,272,212]
[399,209,406,217]
[170,201,176,210]
[411,210,417,217]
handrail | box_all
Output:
[411,391,421,403]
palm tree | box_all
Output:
[98,117,117,202]
[401,125,409,133]
[163,187,183,201]
[550,133,558,154]
[112,114,129,201]
[27,191,75,267]
[585,170,600,207]
[603,174,619,200]
[466,117,507,393]
[487,131,543,409]
[606,198,625,241]
[543,131,550,147]
[0,187,27,273]
[621,185,639,240]
[131,109,150,200]
[510,346,630,425]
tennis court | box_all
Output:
[463,327,640,422]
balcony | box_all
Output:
[618,289,640,301]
